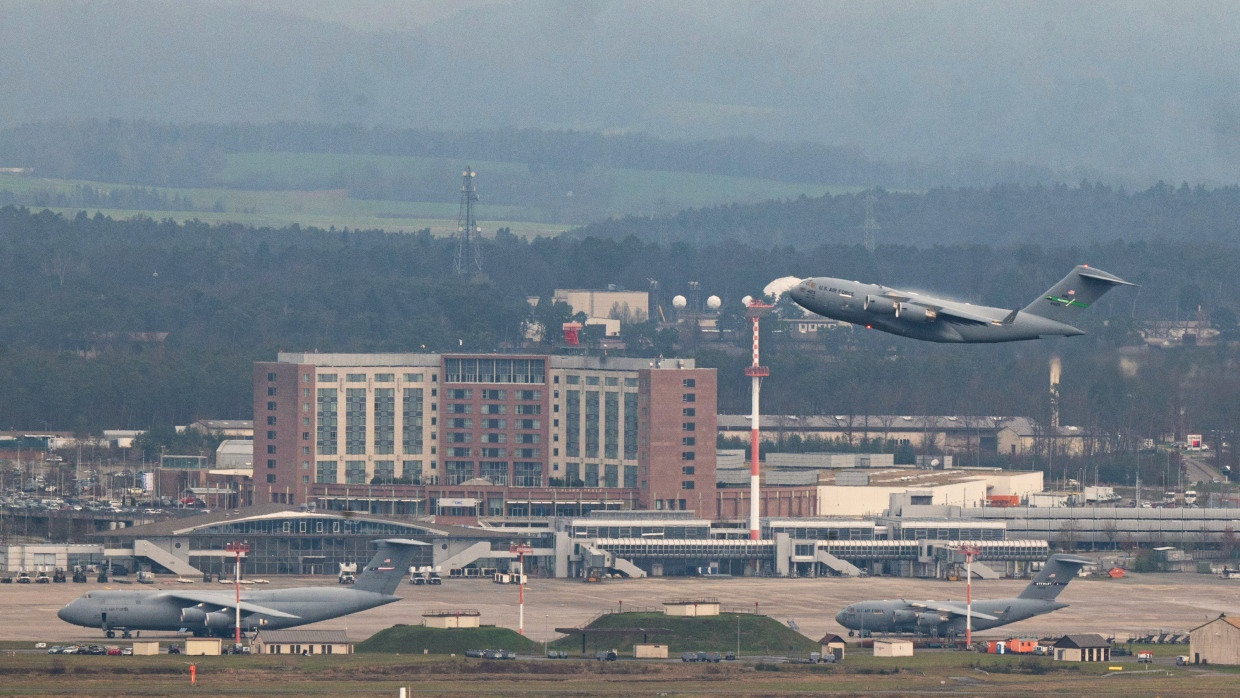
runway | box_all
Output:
[7,570,1238,643]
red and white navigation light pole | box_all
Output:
[510,543,533,634]
[744,298,773,541]
[225,541,250,645]
[957,545,981,648]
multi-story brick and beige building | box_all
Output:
[253,353,715,519]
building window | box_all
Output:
[683,407,696,417]
[267,430,277,439]
[516,389,540,400]
[266,474,276,483]
[267,372,277,381]
[585,390,600,458]
[374,460,395,482]
[682,466,695,475]
[318,373,337,382]
[513,462,542,487]
[267,386,278,396]
[624,392,638,460]
[481,389,506,400]
[566,375,579,385]
[402,388,424,455]
[605,377,618,386]
[346,373,366,382]
[316,388,338,456]
[584,463,599,487]
[480,461,508,485]
[267,401,277,411]
[345,460,366,484]
[374,388,395,455]
[682,378,695,387]
[315,461,337,484]
[623,465,637,488]
[603,463,618,488]
[267,445,276,454]
[682,422,695,431]
[604,392,619,459]
[404,373,423,382]
[401,461,423,484]
[681,451,695,460]
[445,461,473,485]
[682,393,696,403]
[267,416,277,425]
[374,373,394,382]
[345,388,367,455]
[267,459,276,469]
[682,437,695,446]
[682,481,696,490]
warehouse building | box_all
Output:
[1189,615,1240,665]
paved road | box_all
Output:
[1183,455,1224,486]
[6,571,1239,645]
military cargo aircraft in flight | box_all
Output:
[785,265,1132,343]
[834,554,1091,637]
[57,538,423,638]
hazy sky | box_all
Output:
[4,0,1239,184]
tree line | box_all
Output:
[0,204,1238,468]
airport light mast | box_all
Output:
[957,545,981,648]
[744,298,773,541]
[225,541,250,646]
[510,543,533,634]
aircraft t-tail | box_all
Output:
[786,265,1133,343]
[834,554,1092,637]
[57,538,423,638]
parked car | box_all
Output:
[594,649,618,661]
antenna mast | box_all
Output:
[454,166,483,275]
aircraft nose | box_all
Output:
[787,279,808,302]
[834,608,848,625]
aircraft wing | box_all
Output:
[908,601,999,621]
[880,289,1001,326]
[161,590,300,619]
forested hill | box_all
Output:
[572,182,1240,248]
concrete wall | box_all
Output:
[874,640,913,657]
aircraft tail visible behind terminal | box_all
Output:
[1021,265,1134,326]
[1016,554,1092,601]
[353,539,424,595]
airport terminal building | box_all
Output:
[254,353,717,519]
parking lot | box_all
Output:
[5,570,1239,644]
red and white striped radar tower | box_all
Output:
[743,297,773,541]
[957,545,982,648]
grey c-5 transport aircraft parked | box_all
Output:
[58,539,422,638]
[835,554,1092,637]
[786,265,1132,343]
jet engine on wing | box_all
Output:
[895,303,937,322]
[180,607,207,624]
[916,612,945,628]
[892,609,917,625]
[864,295,897,314]
[203,611,235,629]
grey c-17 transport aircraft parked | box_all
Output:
[57,538,422,638]
[834,554,1092,637]
[785,265,1133,343]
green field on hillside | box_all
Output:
[0,148,857,234]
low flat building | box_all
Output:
[1052,634,1111,662]
[253,629,352,656]
[873,639,913,657]
[1189,615,1240,665]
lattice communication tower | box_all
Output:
[454,166,483,276]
